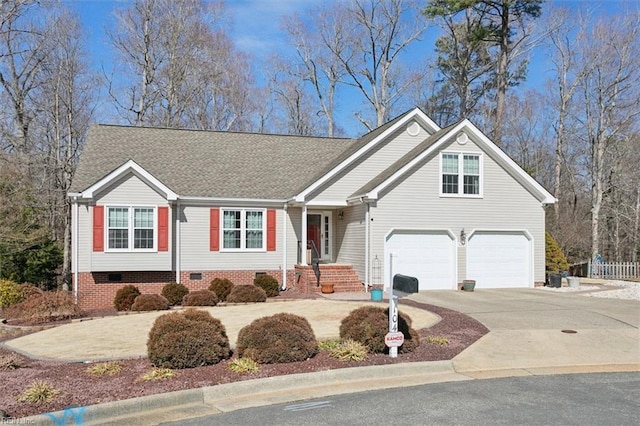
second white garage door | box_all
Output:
[384,230,456,290]
[467,231,531,288]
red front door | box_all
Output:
[307,214,322,254]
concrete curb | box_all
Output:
[23,361,640,425]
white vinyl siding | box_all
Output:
[86,173,171,272]
[180,206,288,271]
[369,138,545,286]
[307,125,432,204]
[334,204,366,280]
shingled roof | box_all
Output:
[70,124,357,200]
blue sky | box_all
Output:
[67,0,634,134]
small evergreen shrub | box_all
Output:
[131,294,170,312]
[424,335,449,346]
[339,306,420,354]
[113,285,141,311]
[147,308,231,369]
[253,274,280,297]
[0,279,24,309]
[236,313,318,364]
[182,289,218,306]
[3,290,83,324]
[545,231,569,273]
[208,278,234,302]
[226,285,267,303]
[161,282,189,306]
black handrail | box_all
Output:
[308,240,321,287]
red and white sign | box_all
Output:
[384,331,405,347]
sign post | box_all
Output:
[386,252,419,358]
[388,293,400,357]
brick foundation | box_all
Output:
[75,269,295,311]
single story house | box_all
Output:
[69,107,556,310]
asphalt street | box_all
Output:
[164,372,640,426]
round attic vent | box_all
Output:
[456,132,469,145]
[407,121,420,136]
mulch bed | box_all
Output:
[0,297,488,419]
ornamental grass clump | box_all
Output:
[131,294,170,312]
[139,368,175,381]
[236,313,318,364]
[253,274,280,297]
[161,282,189,306]
[328,339,368,362]
[208,278,234,302]
[17,381,60,405]
[147,308,231,369]
[228,358,259,374]
[226,285,267,303]
[339,306,420,354]
[182,289,218,306]
[86,361,123,377]
[113,285,141,311]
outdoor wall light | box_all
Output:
[460,229,466,245]
[338,210,344,220]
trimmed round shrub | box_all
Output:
[113,285,141,311]
[236,313,318,364]
[226,285,267,303]
[182,290,218,306]
[0,279,25,309]
[131,294,170,312]
[253,274,280,297]
[208,278,234,302]
[339,306,420,354]
[161,282,189,306]
[147,308,231,369]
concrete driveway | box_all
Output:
[409,288,640,375]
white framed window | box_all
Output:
[440,152,482,197]
[106,206,156,251]
[221,208,265,251]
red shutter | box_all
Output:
[93,205,104,252]
[210,208,220,251]
[267,209,276,251]
[157,206,169,252]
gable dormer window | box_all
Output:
[440,152,482,197]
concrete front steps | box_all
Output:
[293,264,364,294]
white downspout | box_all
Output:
[72,198,79,304]
[365,201,370,291]
[175,201,181,283]
[282,203,287,290]
[301,204,308,266]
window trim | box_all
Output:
[439,152,483,198]
[105,205,158,252]
[220,208,267,252]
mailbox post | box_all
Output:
[386,253,419,358]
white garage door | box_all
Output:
[467,231,531,288]
[384,231,456,290]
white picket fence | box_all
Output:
[589,261,639,280]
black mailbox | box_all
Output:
[392,274,418,295]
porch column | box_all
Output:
[72,197,79,303]
[365,202,370,289]
[301,204,308,266]
[175,201,181,283]
[282,203,288,289]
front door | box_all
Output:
[307,211,332,261]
